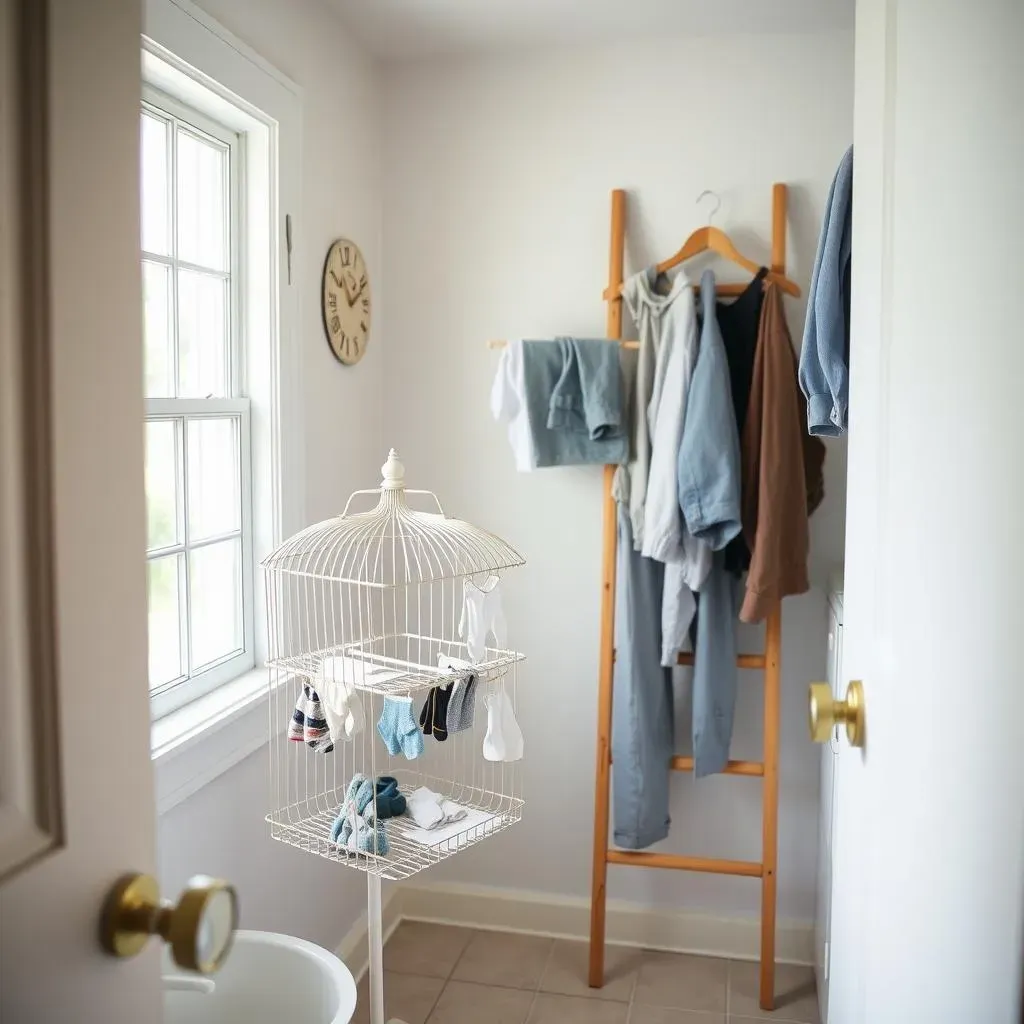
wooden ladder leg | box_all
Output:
[759,606,782,1011]
[757,183,788,1012]
[588,188,626,989]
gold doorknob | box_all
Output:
[100,873,238,973]
[809,679,865,748]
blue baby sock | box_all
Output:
[377,698,423,760]
[330,774,369,843]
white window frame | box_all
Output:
[142,0,306,806]
[143,88,256,719]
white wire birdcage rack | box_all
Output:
[261,450,526,1024]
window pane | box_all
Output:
[146,420,180,550]
[141,112,170,255]
[187,417,240,542]
[148,554,183,688]
[189,539,242,671]
[177,128,228,271]
[143,260,174,397]
[177,269,227,396]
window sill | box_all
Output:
[152,667,275,815]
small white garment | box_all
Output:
[406,787,469,831]
[316,656,367,743]
[482,682,523,762]
[490,339,535,471]
[459,575,507,662]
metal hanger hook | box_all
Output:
[696,189,721,226]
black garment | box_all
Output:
[715,268,768,577]
[419,683,454,742]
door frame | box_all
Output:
[0,0,63,884]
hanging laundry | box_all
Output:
[482,681,523,762]
[718,270,766,576]
[741,283,826,623]
[459,574,507,662]
[316,655,366,745]
[800,145,853,435]
[623,266,707,661]
[419,682,453,741]
[376,696,424,760]
[609,470,673,849]
[677,271,744,777]
[490,340,534,471]
[445,673,478,734]
[617,267,692,551]
[492,338,628,468]
[288,683,334,753]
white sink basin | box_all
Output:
[164,930,358,1024]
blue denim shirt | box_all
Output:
[678,271,743,550]
[678,270,744,777]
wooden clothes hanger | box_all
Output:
[604,190,801,300]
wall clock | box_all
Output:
[321,238,370,365]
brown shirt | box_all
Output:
[740,283,826,623]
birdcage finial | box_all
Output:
[381,448,405,490]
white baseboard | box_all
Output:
[338,880,814,970]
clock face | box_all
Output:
[322,238,370,365]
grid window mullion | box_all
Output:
[142,90,249,716]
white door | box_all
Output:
[0,0,162,1019]
[814,592,842,1020]
[828,1,1024,1022]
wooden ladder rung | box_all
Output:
[606,849,763,878]
[670,756,764,777]
[676,652,766,669]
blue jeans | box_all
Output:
[611,498,674,849]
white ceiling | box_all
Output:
[329,0,855,61]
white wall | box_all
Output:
[381,32,852,925]
[157,0,384,951]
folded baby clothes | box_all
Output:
[377,697,423,760]
[419,682,453,741]
[373,776,407,819]
[459,575,507,663]
[405,787,469,831]
[330,774,389,855]
[445,673,478,734]
[482,682,524,763]
[288,684,334,753]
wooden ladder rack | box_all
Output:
[588,185,788,1013]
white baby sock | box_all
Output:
[318,657,366,742]
[482,682,523,763]
[459,576,507,663]
[406,787,446,829]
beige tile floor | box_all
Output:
[352,922,820,1024]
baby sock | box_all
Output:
[419,688,436,735]
[431,683,453,741]
[288,684,334,753]
[330,774,368,843]
[445,673,478,734]
[482,682,523,763]
[419,684,454,741]
[377,697,423,760]
[406,786,446,829]
[373,777,407,819]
